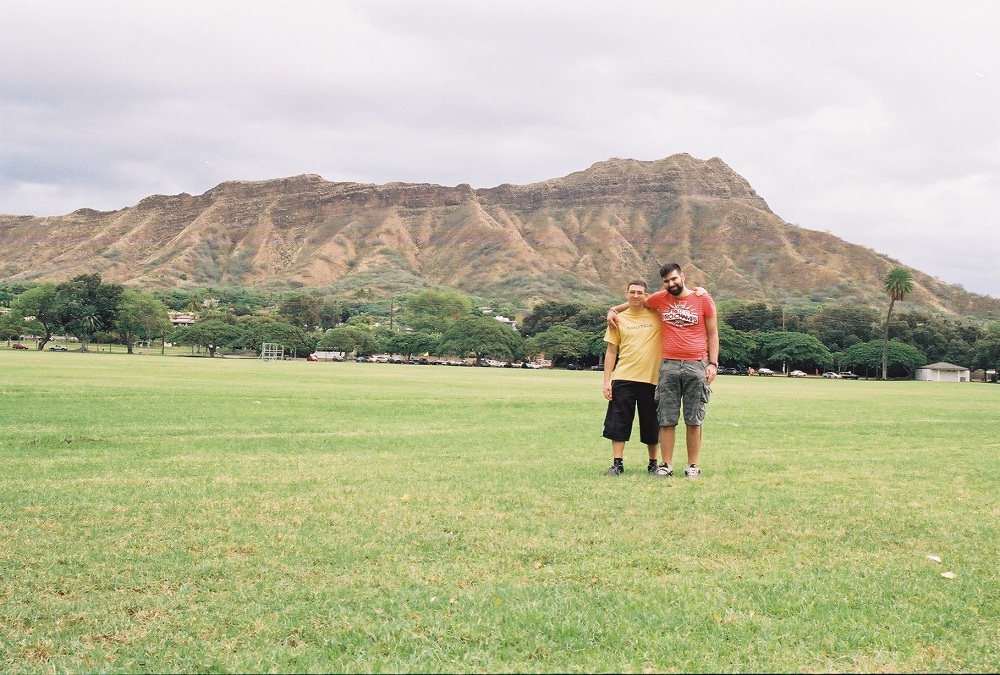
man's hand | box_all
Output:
[607,309,619,329]
[694,286,707,296]
[603,381,613,400]
[706,363,717,385]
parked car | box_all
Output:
[11,343,30,350]
[758,367,775,376]
[717,366,740,375]
[48,344,68,351]
[565,363,583,370]
[788,369,806,377]
[838,371,859,379]
[822,371,843,378]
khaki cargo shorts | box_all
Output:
[656,359,711,427]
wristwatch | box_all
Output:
[708,361,718,367]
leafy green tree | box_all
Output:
[319,298,350,329]
[372,326,395,351]
[215,287,274,316]
[54,273,123,352]
[151,288,194,312]
[115,290,172,354]
[3,281,38,299]
[891,311,981,367]
[805,306,879,353]
[531,325,591,366]
[882,267,914,380]
[948,323,983,367]
[0,312,24,342]
[718,322,757,368]
[520,301,586,337]
[522,335,539,359]
[437,316,523,364]
[718,301,782,333]
[278,293,324,330]
[891,311,946,363]
[971,328,1000,373]
[572,306,613,335]
[587,329,608,362]
[235,318,316,357]
[346,315,377,330]
[11,282,59,349]
[401,290,473,333]
[755,331,833,373]
[171,319,243,357]
[386,331,438,360]
[843,339,925,378]
[317,326,380,356]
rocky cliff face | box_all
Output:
[2,154,997,316]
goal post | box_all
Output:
[260,342,284,361]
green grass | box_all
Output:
[2,350,999,672]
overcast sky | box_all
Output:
[3,1,998,296]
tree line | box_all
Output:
[3,273,1000,377]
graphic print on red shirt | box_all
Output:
[661,302,701,328]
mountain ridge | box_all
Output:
[2,154,998,318]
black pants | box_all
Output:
[602,380,659,445]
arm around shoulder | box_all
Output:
[608,303,628,327]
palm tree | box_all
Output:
[882,267,914,379]
[81,312,100,352]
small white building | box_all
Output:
[915,362,970,382]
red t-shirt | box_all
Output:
[646,290,716,360]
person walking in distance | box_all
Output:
[609,264,719,477]
[601,280,662,476]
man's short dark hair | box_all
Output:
[659,263,682,278]
[627,279,648,290]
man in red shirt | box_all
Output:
[609,264,719,477]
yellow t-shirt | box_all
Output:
[603,306,662,386]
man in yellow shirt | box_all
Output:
[601,280,662,476]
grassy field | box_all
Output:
[2,349,999,673]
